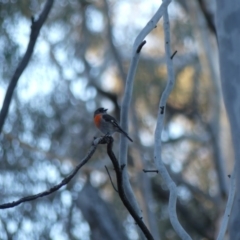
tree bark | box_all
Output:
[215,1,240,239]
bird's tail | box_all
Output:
[119,129,133,142]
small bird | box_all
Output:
[93,107,133,142]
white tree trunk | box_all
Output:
[215,1,240,239]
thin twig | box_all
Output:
[106,137,154,240]
[170,50,177,59]
[136,40,147,53]
[0,0,54,133]
[105,165,118,192]
[0,137,102,209]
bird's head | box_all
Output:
[94,107,108,116]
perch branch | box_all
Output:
[0,137,103,209]
[106,137,154,240]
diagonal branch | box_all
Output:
[0,137,103,209]
[0,0,54,133]
[106,137,154,240]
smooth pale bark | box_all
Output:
[119,0,171,221]
[153,3,191,240]
[215,1,240,239]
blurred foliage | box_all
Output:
[0,0,228,240]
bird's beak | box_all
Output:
[104,108,108,112]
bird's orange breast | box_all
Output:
[94,114,102,128]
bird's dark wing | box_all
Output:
[102,114,119,128]
[103,114,133,142]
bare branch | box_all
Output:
[0,137,103,209]
[106,137,154,240]
[153,3,191,240]
[119,0,172,219]
[0,0,54,133]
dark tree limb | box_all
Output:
[0,137,103,209]
[0,0,54,133]
[106,137,154,240]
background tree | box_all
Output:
[0,0,234,239]
[216,0,240,239]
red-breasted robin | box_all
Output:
[94,107,133,142]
